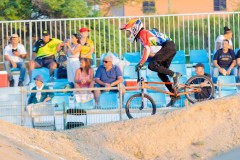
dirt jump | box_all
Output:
[0,94,240,160]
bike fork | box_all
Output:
[139,89,145,110]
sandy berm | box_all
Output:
[0,94,240,159]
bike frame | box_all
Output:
[137,71,201,98]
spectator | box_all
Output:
[4,34,27,87]
[194,63,214,100]
[236,50,240,82]
[29,30,64,80]
[185,63,214,106]
[214,26,233,53]
[64,33,81,83]
[74,58,94,90]
[74,58,95,103]
[213,39,237,80]
[94,55,125,106]
[79,28,94,64]
[28,75,54,104]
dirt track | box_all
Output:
[0,94,240,159]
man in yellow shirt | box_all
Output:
[29,30,64,79]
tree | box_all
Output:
[0,0,97,20]
[0,0,32,20]
[32,0,91,19]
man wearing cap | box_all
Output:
[29,30,64,80]
[79,27,94,64]
[28,75,54,104]
[192,63,214,100]
[4,34,27,87]
[94,55,125,107]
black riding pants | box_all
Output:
[148,41,176,92]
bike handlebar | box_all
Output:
[137,70,144,82]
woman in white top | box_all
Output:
[214,26,233,53]
[64,33,81,83]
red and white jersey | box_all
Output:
[138,29,170,65]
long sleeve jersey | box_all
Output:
[138,29,171,65]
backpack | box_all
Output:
[57,66,67,79]
[56,52,67,68]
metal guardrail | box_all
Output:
[0,11,240,64]
[0,80,238,131]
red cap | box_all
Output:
[79,28,90,33]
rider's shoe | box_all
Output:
[172,72,182,88]
[166,99,176,107]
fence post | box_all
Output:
[118,84,123,121]
[29,21,33,60]
[63,102,66,130]
[207,14,211,63]
[20,87,25,126]
[118,17,122,59]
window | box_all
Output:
[214,0,226,11]
[143,1,156,13]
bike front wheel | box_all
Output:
[184,75,215,104]
[125,93,156,119]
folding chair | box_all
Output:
[30,103,56,131]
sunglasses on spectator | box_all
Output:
[103,60,111,63]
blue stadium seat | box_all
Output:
[11,68,20,72]
[147,92,166,108]
[217,75,237,97]
[53,81,70,96]
[169,63,187,77]
[31,67,50,82]
[234,48,240,55]
[51,95,69,111]
[123,52,141,64]
[53,68,58,79]
[219,90,237,97]
[146,68,161,82]
[99,92,118,109]
[178,76,188,84]
[123,65,137,79]
[217,75,237,90]
[74,91,95,110]
[172,50,186,64]
[91,53,97,68]
[76,99,95,110]
[190,49,209,63]
[123,91,140,108]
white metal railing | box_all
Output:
[0,12,240,64]
[0,81,238,129]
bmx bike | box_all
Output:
[125,71,215,119]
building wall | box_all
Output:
[122,0,240,17]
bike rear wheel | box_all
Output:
[125,93,156,119]
[185,75,215,104]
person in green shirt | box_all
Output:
[29,30,64,79]
[28,75,54,104]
